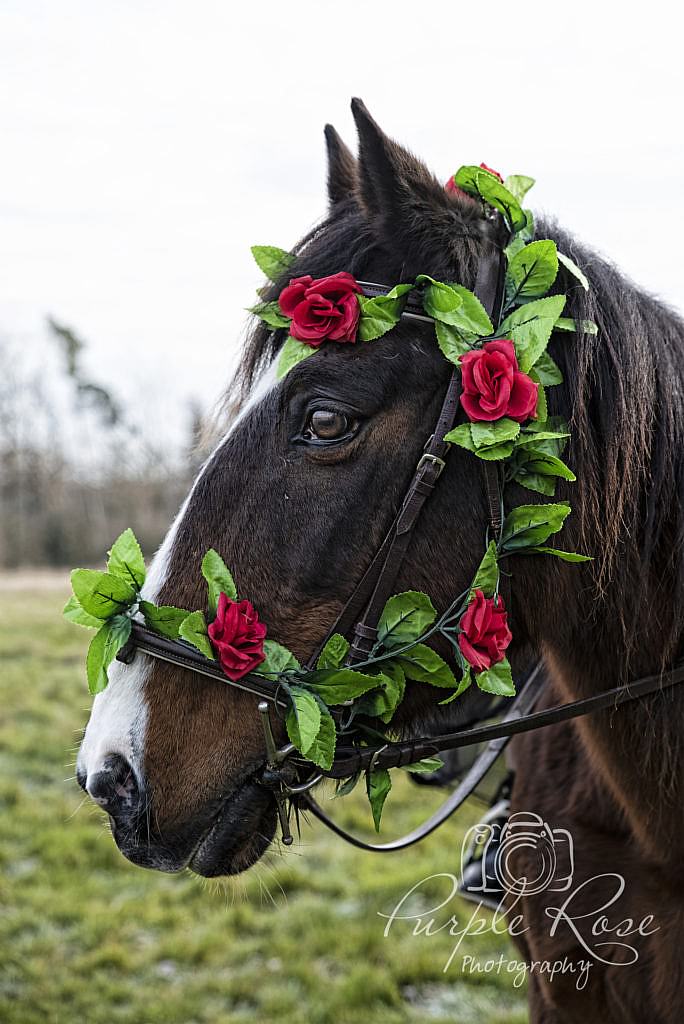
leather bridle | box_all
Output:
[117,220,684,852]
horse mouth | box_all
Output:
[188,777,278,877]
[113,773,278,877]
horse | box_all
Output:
[76,99,684,1022]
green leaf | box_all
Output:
[377,591,436,649]
[470,541,498,599]
[511,471,557,496]
[505,240,558,306]
[439,667,473,705]
[503,174,535,204]
[415,275,464,325]
[532,350,563,386]
[63,595,102,630]
[504,209,535,258]
[251,245,295,282]
[179,610,215,660]
[505,234,526,261]
[303,668,385,705]
[554,317,598,335]
[256,639,300,677]
[516,417,570,459]
[285,685,322,756]
[201,549,237,615]
[86,616,132,694]
[249,301,290,329]
[475,657,516,697]
[357,297,398,342]
[517,423,570,444]
[444,423,475,450]
[276,336,317,379]
[367,766,392,832]
[557,251,589,291]
[533,374,548,422]
[526,546,592,562]
[453,164,501,192]
[357,284,412,342]
[385,283,414,299]
[444,422,518,461]
[519,209,535,243]
[444,284,494,338]
[453,167,526,232]
[471,418,521,448]
[434,321,474,363]
[317,633,350,670]
[516,449,576,482]
[401,756,445,773]
[71,569,136,620]
[512,428,574,494]
[500,502,571,552]
[474,441,518,461]
[432,288,493,360]
[376,663,406,722]
[497,295,567,373]
[140,601,192,639]
[352,664,406,724]
[419,282,463,325]
[335,772,361,798]
[107,528,146,591]
[398,644,456,688]
[304,700,337,770]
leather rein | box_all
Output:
[117,227,684,852]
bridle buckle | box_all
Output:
[416,451,447,478]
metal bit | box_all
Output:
[258,701,294,845]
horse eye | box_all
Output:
[305,409,352,442]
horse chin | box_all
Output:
[112,779,278,877]
[188,780,278,877]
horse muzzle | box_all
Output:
[78,757,278,876]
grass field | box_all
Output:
[0,578,527,1024]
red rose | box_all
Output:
[459,339,538,423]
[278,271,362,346]
[480,162,503,182]
[458,589,512,672]
[207,593,267,682]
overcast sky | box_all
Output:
[2,1,683,442]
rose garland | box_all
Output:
[66,164,593,830]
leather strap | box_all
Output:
[341,243,507,667]
[320,657,684,780]
[117,622,290,708]
[344,372,459,664]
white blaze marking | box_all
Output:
[78,359,280,787]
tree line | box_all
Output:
[0,320,210,568]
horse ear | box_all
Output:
[350,97,450,221]
[324,124,357,207]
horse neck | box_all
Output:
[525,253,684,858]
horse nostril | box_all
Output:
[85,753,139,819]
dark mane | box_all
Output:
[540,217,684,661]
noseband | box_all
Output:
[118,230,684,851]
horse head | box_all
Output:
[76,101,577,876]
